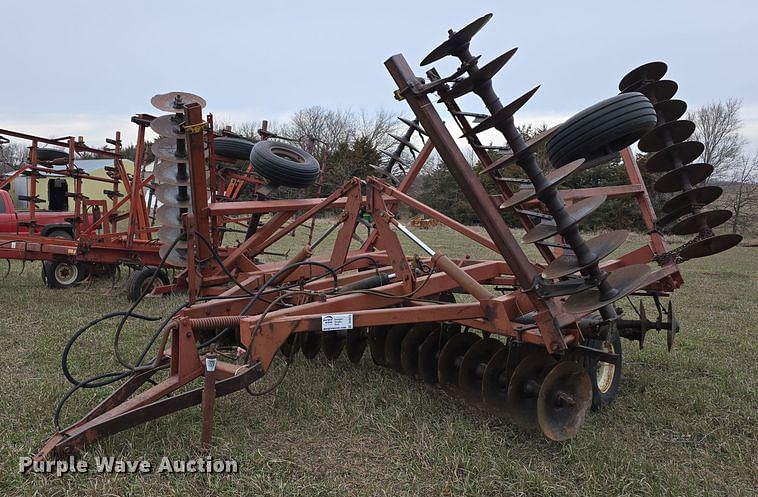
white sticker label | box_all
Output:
[206,357,217,372]
[321,313,354,331]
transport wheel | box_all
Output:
[42,261,82,289]
[46,229,73,240]
[546,92,657,167]
[586,334,622,411]
[214,137,255,161]
[249,141,320,189]
[126,266,170,302]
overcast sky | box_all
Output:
[1,0,756,152]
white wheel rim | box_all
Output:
[54,263,78,286]
[595,340,616,394]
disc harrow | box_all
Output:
[33,13,743,460]
[618,62,744,260]
[371,118,426,185]
[151,92,206,267]
[419,13,655,320]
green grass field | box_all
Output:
[0,223,755,497]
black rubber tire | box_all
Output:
[126,266,170,302]
[45,229,74,240]
[586,333,622,411]
[214,137,256,161]
[42,260,85,289]
[35,148,68,161]
[546,92,657,167]
[249,141,320,189]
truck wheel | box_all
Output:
[214,137,255,161]
[42,261,83,289]
[126,267,170,302]
[546,92,657,167]
[249,141,320,189]
[586,334,622,411]
[45,229,73,240]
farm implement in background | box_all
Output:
[34,13,740,459]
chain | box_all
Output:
[653,229,714,264]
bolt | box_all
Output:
[555,391,576,407]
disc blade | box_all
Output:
[368,326,389,366]
[159,243,187,267]
[542,230,629,280]
[653,163,713,193]
[151,92,206,113]
[500,158,586,210]
[157,226,185,245]
[634,79,678,103]
[638,119,696,153]
[645,141,704,173]
[155,205,187,227]
[523,195,607,244]
[151,136,189,162]
[345,328,368,363]
[466,86,540,136]
[667,300,677,352]
[301,331,321,359]
[154,161,191,186]
[443,48,518,100]
[679,233,743,260]
[537,361,592,441]
[482,344,530,410]
[662,186,722,213]
[155,184,192,208]
[398,117,426,135]
[618,61,668,92]
[400,325,434,376]
[458,337,504,402]
[564,264,654,314]
[654,99,687,123]
[389,133,419,154]
[384,324,411,372]
[438,332,480,386]
[483,125,560,173]
[500,188,537,210]
[420,13,493,65]
[280,334,300,359]
[418,331,443,384]
[150,114,185,138]
[507,353,557,428]
[321,331,346,361]
[670,209,733,235]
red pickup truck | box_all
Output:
[0,189,79,238]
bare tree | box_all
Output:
[355,108,400,152]
[287,106,356,153]
[688,99,747,179]
[0,139,28,171]
[725,153,758,234]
